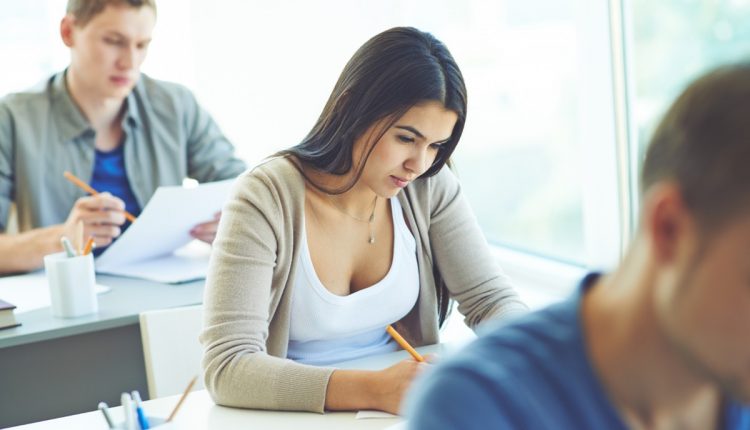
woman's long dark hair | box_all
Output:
[278,26,466,326]
[278,26,467,192]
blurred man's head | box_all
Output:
[61,0,157,100]
[637,63,750,403]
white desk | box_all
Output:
[10,344,453,430]
[0,272,205,427]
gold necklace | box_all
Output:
[327,195,378,244]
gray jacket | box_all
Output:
[0,71,246,232]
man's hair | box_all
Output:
[66,0,156,27]
[641,62,750,230]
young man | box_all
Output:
[0,0,246,274]
[406,64,750,429]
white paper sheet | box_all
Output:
[355,410,400,419]
[96,242,211,283]
[0,272,110,314]
[95,179,233,283]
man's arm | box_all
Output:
[0,225,65,274]
[0,194,127,275]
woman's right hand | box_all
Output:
[62,192,127,248]
[370,357,431,414]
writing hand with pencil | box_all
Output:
[327,325,433,415]
[370,354,434,415]
[61,192,128,249]
[61,171,133,250]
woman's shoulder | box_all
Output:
[231,156,305,203]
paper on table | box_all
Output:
[383,421,408,429]
[0,272,110,314]
[356,410,400,419]
[95,179,233,283]
[96,241,211,283]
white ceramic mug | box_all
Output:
[44,251,98,318]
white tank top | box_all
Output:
[287,198,419,366]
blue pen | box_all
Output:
[131,390,150,429]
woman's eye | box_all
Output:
[397,135,415,143]
[429,143,443,150]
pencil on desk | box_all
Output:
[386,324,425,362]
[63,171,137,223]
[167,375,198,422]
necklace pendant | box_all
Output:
[368,236,375,244]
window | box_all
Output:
[627,0,750,198]
[164,0,621,270]
[1,1,624,297]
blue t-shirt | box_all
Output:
[89,145,141,253]
[406,274,750,430]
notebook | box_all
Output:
[0,298,21,330]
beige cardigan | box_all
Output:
[200,157,526,413]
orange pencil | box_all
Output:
[386,324,425,362]
[167,375,198,422]
[63,171,137,223]
[82,237,96,255]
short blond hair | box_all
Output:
[66,0,156,27]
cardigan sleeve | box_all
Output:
[427,167,528,327]
[199,170,334,412]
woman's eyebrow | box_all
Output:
[394,125,424,138]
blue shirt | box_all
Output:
[89,145,141,254]
[406,274,750,429]
[91,145,142,222]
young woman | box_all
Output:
[200,27,526,414]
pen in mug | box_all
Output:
[122,392,136,430]
[60,236,77,258]
[131,390,150,430]
[82,236,96,255]
[97,401,115,429]
[386,324,425,362]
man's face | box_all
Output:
[64,4,156,100]
[656,211,750,404]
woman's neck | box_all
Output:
[301,164,379,218]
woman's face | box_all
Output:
[353,101,458,198]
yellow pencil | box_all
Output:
[63,171,137,223]
[167,375,198,422]
[82,237,95,256]
[386,324,425,362]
